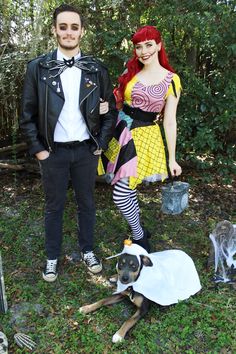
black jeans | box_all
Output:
[39,142,99,259]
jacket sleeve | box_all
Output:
[20,61,46,155]
[97,67,118,151]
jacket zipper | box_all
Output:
[90,104,97,114]
[80,85,99,149]
[44,84,52,152]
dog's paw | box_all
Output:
[112,332,124,343]
[109,275,118,285]
[79,305,90,314]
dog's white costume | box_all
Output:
[114,244,201,306]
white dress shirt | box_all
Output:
[54,49,90,142]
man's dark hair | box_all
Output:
[53,4,84,27]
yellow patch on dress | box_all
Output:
[129,125,167,189]
[104,138,121,163]
[165,73,182,98]
[97,157,105,175]
[124,76,139,105]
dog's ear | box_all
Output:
[140,255,153,267]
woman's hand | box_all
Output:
[99,99,109,115]
[169,160,182,177]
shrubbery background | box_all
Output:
[0,0,235,178]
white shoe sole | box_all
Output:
[42,273,58,282]
[86,263,102,274]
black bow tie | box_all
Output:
[47,56,96,77]
[63,57,75,67]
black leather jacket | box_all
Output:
[20,50,118,155]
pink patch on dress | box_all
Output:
[118,125,133,146]
[111,156,138,185]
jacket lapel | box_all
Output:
[39,50,65,100]
[79,71,98,105]
[39,50,99,103]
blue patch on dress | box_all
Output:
[119,110,133,130]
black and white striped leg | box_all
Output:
[113,179,143,240]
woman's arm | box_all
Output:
[163,92,182,176]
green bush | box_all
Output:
[0,0,235,176]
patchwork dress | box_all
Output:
[99,71,181,190]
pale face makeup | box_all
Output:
[53,11,84,56]
[135,39,161,65]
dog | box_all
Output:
[80,252,153,343]
[79,243,201,343]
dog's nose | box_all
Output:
[121,275,129,283]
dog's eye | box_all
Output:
[118,259,126,268]
[132,264,137,270]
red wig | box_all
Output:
[115,25,175,104]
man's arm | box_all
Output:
[20,61,46,156]
[97,67,118,151]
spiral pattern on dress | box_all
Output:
[131,72,173,112]
[132,82,150,109]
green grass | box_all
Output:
[0,172,235,353]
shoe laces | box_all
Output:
[83,251,99,266]
[46,259,57,273]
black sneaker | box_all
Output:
[42,259,58,282]
[81,251,102,274]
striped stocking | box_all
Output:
[113,179,143,240]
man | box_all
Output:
[20,4,117,282]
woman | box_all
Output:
[101,25,182,251]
